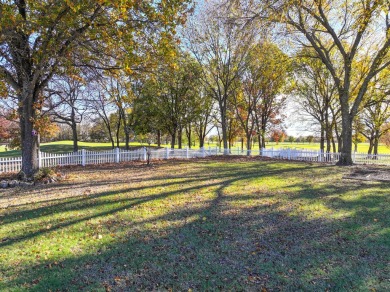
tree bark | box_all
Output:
[157,130,161,148]
[220,105,229,154]
[261,127,266,149]
[337,107,353,165]
[367,138,374,155]
[185,124,192,148]
[170,129,176,149]
[71,121,78,152]
[246,135,251,156]
[125,132,130,150]
[373,129,380,158]
[19,90,39,177]
[178,126,182,149]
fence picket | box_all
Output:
[2,146,390,174]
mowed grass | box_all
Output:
[1,140,390,158]
[0,158,389,291]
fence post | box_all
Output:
[186,147,189,159]
[115,147,120,163]
[166,147,169,159]
[38,151,42,168]
[82,149,86,166]
[143,147,147,161]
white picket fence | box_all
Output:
[223,147,390,165]
[1,146,389,174]
[0,147,218,173]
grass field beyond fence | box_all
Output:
[0,140,389,158]
[0,158,389,290]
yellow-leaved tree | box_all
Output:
[0,0,191,177]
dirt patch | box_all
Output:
[343,166,390,182]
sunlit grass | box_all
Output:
[0,158,388,290]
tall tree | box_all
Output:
[252,0,390,165]
[186,1,257,154]
[361,75,390,156]
[0,0,191,176]
[294,56,337,153]
[48,75,87,152]
[246,42,290,150]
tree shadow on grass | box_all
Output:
[0,160,322,221]
[0,161,389,291]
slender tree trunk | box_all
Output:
[325,109,331,152]
[110,135,115,149]
[116,115,121,148]
[261,127,266,149]
[368,138,374,155]
[246,134,251,156]
[170,128,176,149]
[199,136,204,148]
[70,107,79,152]
[185,125,192,148]
[241,137,244,152]
[221,109,229,154]
[258,133,262,151]
[320,122,325,153]
[71,122,78,152]
[157,130,161,147]
[331,135,337,153]
[178,126,183,149]
[373,130,380,158]
[125,132,130,150]
[325,124,332,153]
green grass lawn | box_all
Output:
[0,158,389,291]
[1,140,389,158]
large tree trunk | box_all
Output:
[337,108,353,165]
[20,91,39,177]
